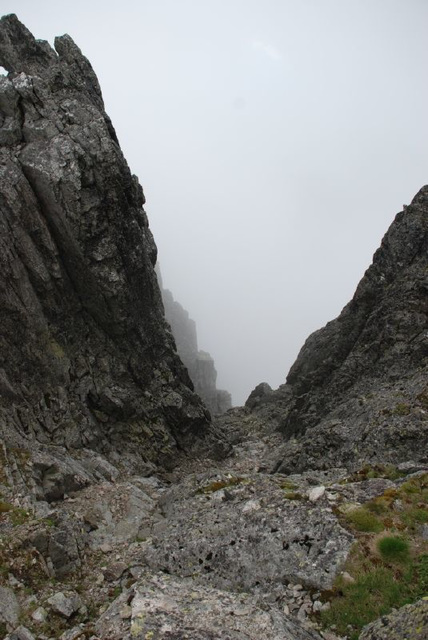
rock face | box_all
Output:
[1,14,427,640]
[359,599,428,640]
[159,279,232,415]
[142,470,353,593]
[0,14,215,476]
[96,571,323,640]
[248,188,428,473]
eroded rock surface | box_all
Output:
[245,188,428,473]
[359,599,428,640]
[0,13,222,479]
[96,572,324,640]
[142,470,353,592]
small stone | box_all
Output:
[7,626,35,640]
[420,524,428,540]
[129,565,144,579]
[32,607,48,623]
[308,486,326,502]
[119,605,132,620]
[0,585,21,626]
[47,591,82,618]
[242,499,260,513]
[321,602,331,612]
[59,625,86,640]
[341,571,355,584]
[297,602,310,621]
[283,603,290,615]
[103,562,127,582]
[312,600,323,612]
[100,543,112,554]
[8,574,21,588]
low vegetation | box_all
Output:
[197,476,248,494]
[377,536,410,563]
[319,473,428,640]
[345,508,384,533]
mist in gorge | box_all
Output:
[4,0,428,405]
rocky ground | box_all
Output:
[1,411,427,640]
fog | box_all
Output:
[4,1,428,405]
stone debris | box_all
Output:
[47,591,83,619]
[31,607,48,623]
[0,586,21,627]
[4,627,35,640]
[308,486,326,502]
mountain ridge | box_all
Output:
[0,14,426,640]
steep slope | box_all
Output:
[248,187,428,473]
[0,14,216,482]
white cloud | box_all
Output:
[252,40,282,61]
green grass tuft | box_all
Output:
[321,567,412,640]
[346,508,384,533]
[377,536,410,563]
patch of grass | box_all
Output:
[400,479,421,495]
[43,517,56,528]
[319,473,428,640]
[345,508,384,533]
[320,565,412,640]
[197,476,247,494]
[0,502,30,526]
[392,403,411,416]
[365,499,389,515]
[377,536,410,563]
[415,554,428,596]
[280,480,298,491]
[9,507,29,526]
[400,507,428,530]
[341,464,405,484]
[283,491,307,501]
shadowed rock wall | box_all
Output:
[0,14,214,472]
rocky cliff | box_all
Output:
[247,188,428,474]
[0,13,220,487]
[0,14,427,640]
[158,277,232,415]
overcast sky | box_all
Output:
[3,1,428,405]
